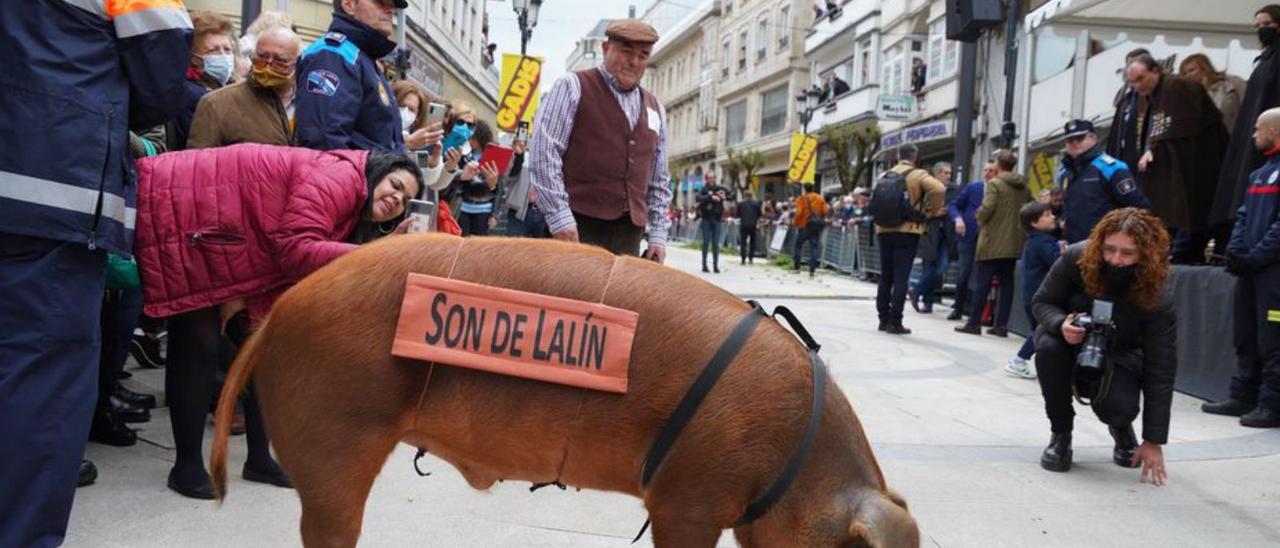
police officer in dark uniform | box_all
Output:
[1058,119,1151,244]
[0,1,191,545]
[295,0,407,152]
[1202,107,1280,428]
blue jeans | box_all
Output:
[0,233,104,548]
[793,227,822,273]
[912,245,951,308]
[1017,303,1038,360]
[700,219,722,268]
[505,205,549,238]
[951,240,977,314]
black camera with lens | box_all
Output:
[1072,300,1115,370]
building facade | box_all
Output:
[714,0,813,201]
[644,1,722,209]
[184,0,499,121]
[565,19,613,73]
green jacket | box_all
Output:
[976,172,1033,261]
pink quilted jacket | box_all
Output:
[134,144,369,318]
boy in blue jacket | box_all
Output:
[1007,201,1062,379]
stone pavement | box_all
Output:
[68,246,1280,547]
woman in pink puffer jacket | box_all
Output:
[134,143,423,499]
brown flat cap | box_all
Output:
[606,19,659,45]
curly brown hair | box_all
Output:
[1077,208,1170,310]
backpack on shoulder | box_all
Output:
[869,169,925,227]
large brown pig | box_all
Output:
[210,234,919,547]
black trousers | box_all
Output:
[167,308,273,478]
[1035,334,1142,434]
[458,210,492,237]
[876,232,919,325]
[575,213,644,256]
[1229,263,1280,410]
[793,227,822,273]
[739,226,758,263]
[969,258,1017,328]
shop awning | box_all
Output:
[1026,0,1257,43]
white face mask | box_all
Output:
[399,108,416,132]
[201,53,234,85]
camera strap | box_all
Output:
[1072,361,1116,406]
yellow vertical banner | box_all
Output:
[1028,150,1059,197]
[788,132,818,184]
[496,54,543,132]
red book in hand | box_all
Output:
[478,144,514,174]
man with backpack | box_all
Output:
[793,183,830,277]
[870,144,947,334]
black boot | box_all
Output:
[1201,398,1254,417]
[1108,424,1140,468]
[243,460,293,488]
[78,460,98,488]
[1240,407,1280,428]
[1040,433,1072,472]
[130,333,166,368]
[946,309,963,321]
[114,385,156,409]
[89,410,137,447]
[109,395,151,423]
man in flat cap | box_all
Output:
[529,19,672,261]
[1058,118,1150,243]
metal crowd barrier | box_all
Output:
[668,218,961,289]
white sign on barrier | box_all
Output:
[770,225,788,252]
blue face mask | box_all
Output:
[201,53,234,85]
[441,123,474,152]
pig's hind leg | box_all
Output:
[274,423,402,548]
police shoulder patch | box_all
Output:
[1116,177,1137,195]
[324,32,347,44]
[306,69,340,97]
[1098,154,1117,165]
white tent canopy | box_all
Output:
[1026,0,1259,37]
[1015,0,1261,164]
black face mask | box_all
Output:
[1260,26,1278,47]
[1103,263,1137,293]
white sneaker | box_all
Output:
[1004,357,1037,379]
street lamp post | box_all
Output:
[512,0,543,56]
[796,85,822,134]
[796,85,821,134]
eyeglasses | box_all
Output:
[252,52,296,71]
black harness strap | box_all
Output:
[737,306,825,526]
[639,302,768,488]
[632,303,826,542]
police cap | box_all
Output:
[1063,119,1095,139]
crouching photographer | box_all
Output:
[1031,208,1177,486]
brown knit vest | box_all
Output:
[562,69,660,227]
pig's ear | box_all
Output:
[843,489,920,548]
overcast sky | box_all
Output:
[486,0,667,91]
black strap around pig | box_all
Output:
[633,302,825,541]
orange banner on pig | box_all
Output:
[392,274,638,393]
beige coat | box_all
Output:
[875,161,947,235]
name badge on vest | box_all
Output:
[646,107,661,134]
